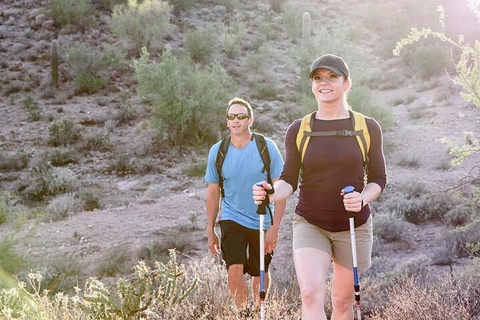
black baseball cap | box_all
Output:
[309,54,350,79]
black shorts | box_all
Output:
[219,220,273,277]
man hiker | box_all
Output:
[205,97,286,313]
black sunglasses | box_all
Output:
[227,113,250,120]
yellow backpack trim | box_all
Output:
[296,110,370,173]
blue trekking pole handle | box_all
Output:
[344,185,362,320]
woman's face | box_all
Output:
[311,68,350,104]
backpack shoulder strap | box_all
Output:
[296,111,316,165]
[215,136,231,198]
[253,132,272,185]
[350,110,370,169]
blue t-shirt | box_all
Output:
[205,135,284,230]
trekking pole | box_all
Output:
[256,183,273,320]
[344,185,362,320]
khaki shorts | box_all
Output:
[292,214,373,271]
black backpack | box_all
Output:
[215,132,272,198]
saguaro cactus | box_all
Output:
[51,40,59,88]
[302,12,311,51]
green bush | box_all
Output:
[0,235,28,276]
[46,193,77,221]
[0,151,30,171]
[66,43,126,94]
[47,119,81,147]
[48,0,92,30]
[84,131,113,151]
[23,165,79,202]
[413,43,451,79]
[22,96,42,121]
[374,212,407,242]
[402,193,456,224]
[167,0,196,12]
[46,147,78,166]
[133,47,233,148]
[443,219,480,259]
[184,25,218,63]
[110,153,136,175]
[268,0,283,13]
[78,189,102,211]
[222,22,246,59]
[109,0,174,53]
[183,160,207,178]
[443,205,472,226]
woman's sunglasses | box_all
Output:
[227,113,250,120]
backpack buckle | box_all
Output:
[340,130,353,136]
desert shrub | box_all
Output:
[442,219,480,259]
[268,0,284,13]
[370,277,471,320]
[17,259,82,295]
[22,96,42,121]
[0,235,28,276]
[442,205,472,226]
[109,0,174,53]
[281,3,303,42]
[397,155,421,168]
[184,25,218,63]
[23,165,79,202]
[46,147,78,166]
[133,47,233,148]
[403,192,456,224]
[96,247,133,277]
[114,102,137,125]
[138,236,192,265]
[373,212,407,242]
[66,43,126,94]
[412,43,451,79]
[46,193,77,221]
[167,0,196,13]
[0,151,30,171]
[80,250,198,319]
[84,131,112,151]
[48,0,92,30]
[394,4,480,108]
[222,22,246,59]
[47,119,81,147]
[184,160,207,178]
[110,153,136,175]
[0,192,10,225]
[95,0,128,11]
[78,189,102,211]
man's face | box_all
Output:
[226,103,252,134]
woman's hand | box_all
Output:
[340,188,363,212]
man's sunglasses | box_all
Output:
[227,113,250,120]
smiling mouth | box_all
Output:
[319,89,333,93]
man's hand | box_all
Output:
[207,231,221,257]
[253,181,274,205]
[265,226,279,254]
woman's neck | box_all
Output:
[315,104,350,120]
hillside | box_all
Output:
[0,0,479,318]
